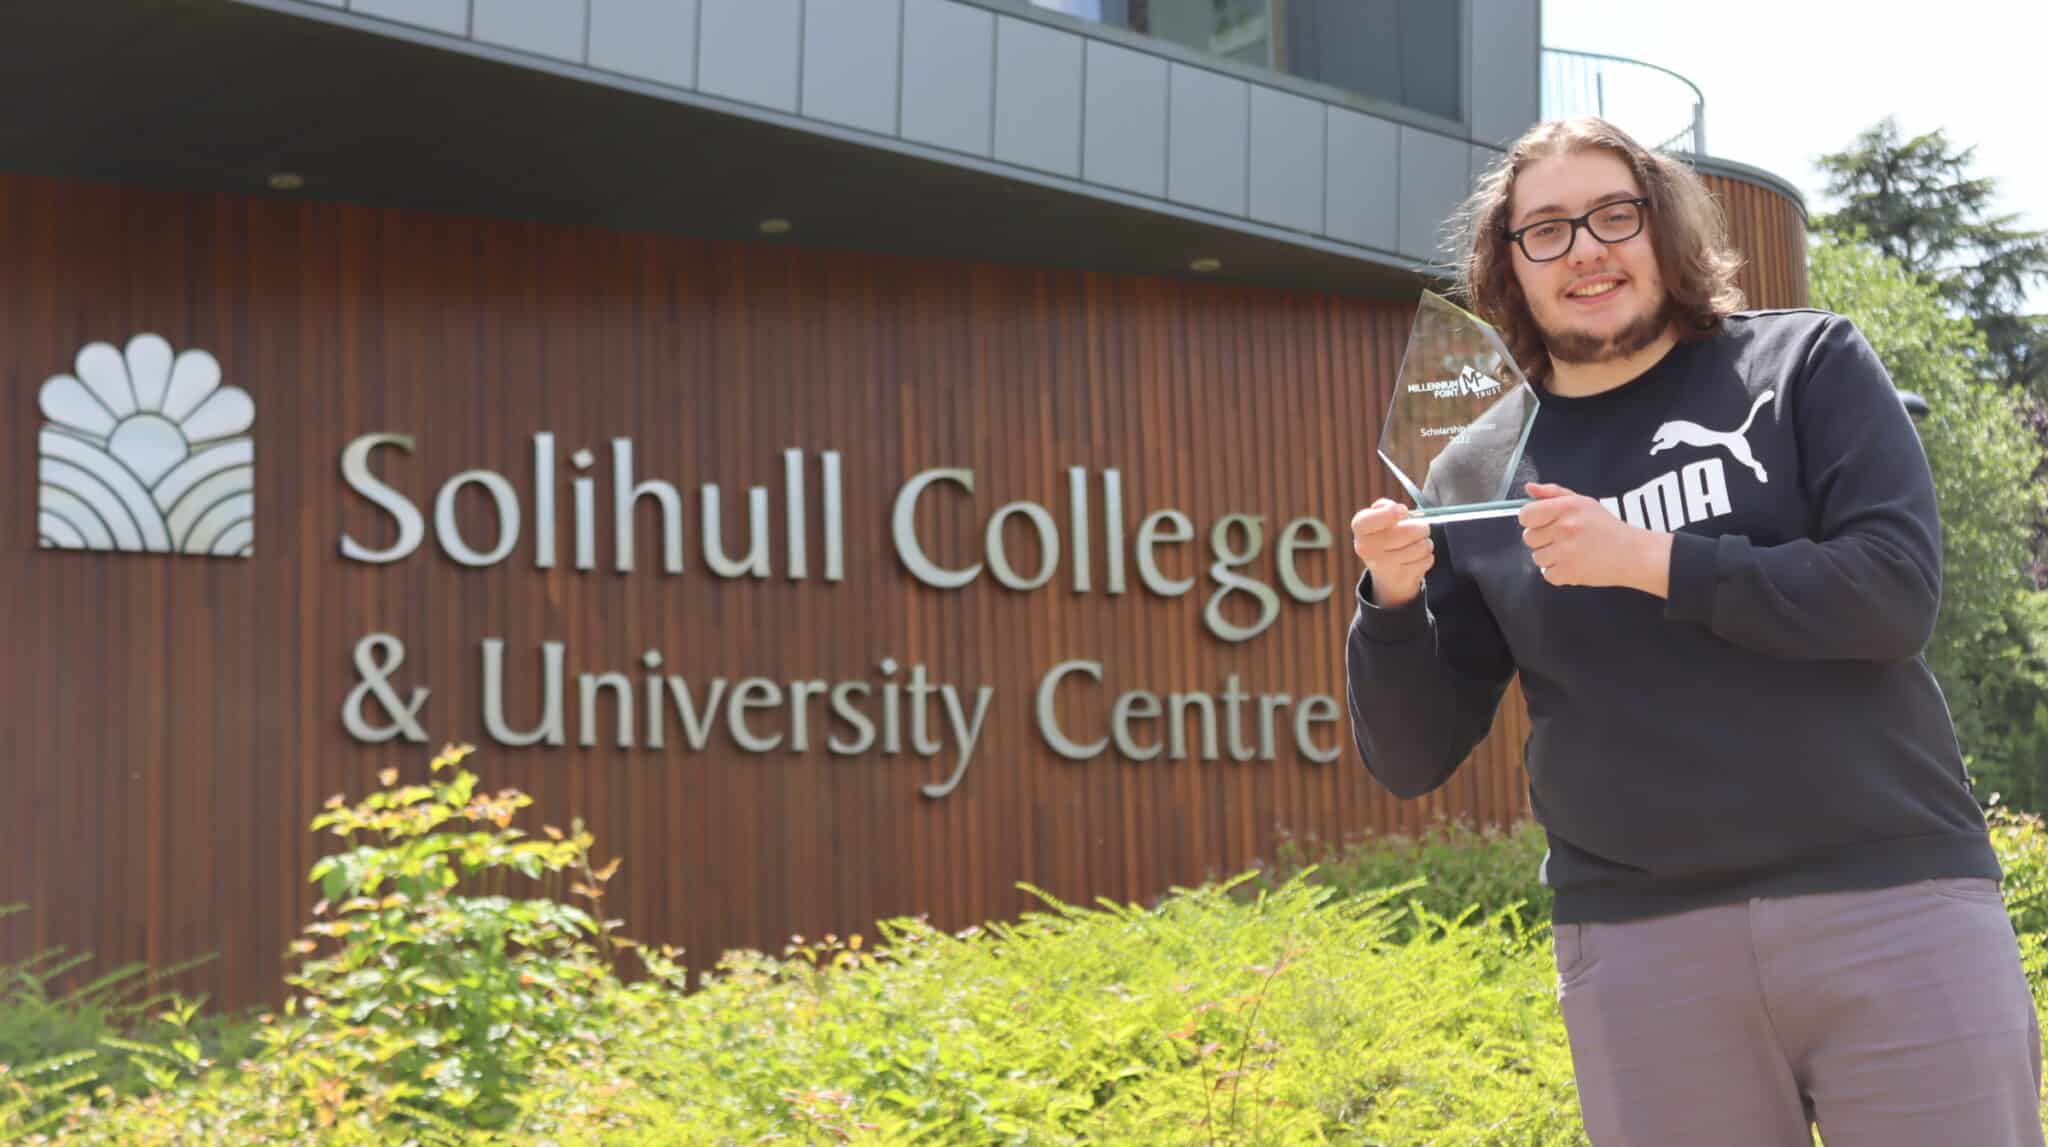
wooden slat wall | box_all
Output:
[1702,171,1811,310]
[0,167,1803,1008]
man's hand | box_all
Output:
[1518,482,1672,597]
[1351,498,1435,608]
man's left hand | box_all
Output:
[1518,482,1672,598]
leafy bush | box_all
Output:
[52,751,1582,1145]
[1254,819,1553,944]
[281,744,627,1129]
[500,878,1580,1145]
[1265,811,2048,970]
[23,745,632,1143]
[1991,806,2048,982]
[0,906,262,1141]
[40,755,2048,1145]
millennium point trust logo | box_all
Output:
[1406,364,1505,401]
[36,334,255,557]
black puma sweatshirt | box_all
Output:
[1345,309,1999,924]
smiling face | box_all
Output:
[1506,148,1672,366]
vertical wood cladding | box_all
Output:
[0,167,1806,1007]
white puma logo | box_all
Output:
[1648,390,1775,483]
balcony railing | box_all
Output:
[1542,47,1706,156]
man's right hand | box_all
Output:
[1350,499,1435,608]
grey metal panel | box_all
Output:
[242,0,1491,276]
[49,1,1454,292]
[900,0,994,156]
[1398,125,1468,262]
[801,0,901,134]
[1467,0,1538,147]
[1248,86,1323,234]
[1324,106,1398,251]
[992,15,1082,178]
[697,0,801,112]
[301,0,344,7]
[349,0,469,35]
[472,0,586,62]
[588,0,697,88]
[1081,40,1168,198]
[1165,64,1247,216]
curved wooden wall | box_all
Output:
[0,163,1805,1008]
[1700,169,1810,310]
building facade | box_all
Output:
[2,0,1808,1006]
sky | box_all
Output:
[1541,0,2048,313]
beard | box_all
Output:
[1540,295,1675,365]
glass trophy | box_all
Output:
[1376,291,1541,523]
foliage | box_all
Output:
[1808,235,2048,807]
[1253,818,1553,944]
[36,756,2048,1145]
[28,744,631,1143]
[1812,116,2048,396]
[498,878,1583,1146]
[1259,809,2048,961]
[0,906,262,1141]
[284,743,628,1129]
[46,752,1585,1145]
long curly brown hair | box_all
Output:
[1454,117,1746,384]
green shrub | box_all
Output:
[279,743,630,1131]
[60,751,1584,1145]
[61,883,1586,1145]
[1991,806,2048,982]
[503,878,1581,1145]
[1265,810,2048,967]
[0,906,265,1140]
[1256,819,1553,946]
[43,745,629,1143]
[51,755,2048,1145]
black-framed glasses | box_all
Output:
[1503,197,1650,262]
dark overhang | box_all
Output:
[1,0,1433,297]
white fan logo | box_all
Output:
[37,334,255,558]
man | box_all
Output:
[1345,116,2045,1145]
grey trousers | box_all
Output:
[1554,877,2045,1146]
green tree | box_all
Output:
[1812,117,2048,396]
[1810,236,2048,808]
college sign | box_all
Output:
[34,335,1350,799]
